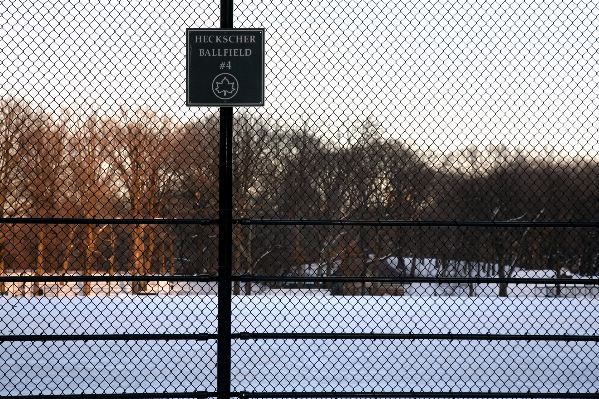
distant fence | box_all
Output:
[1,0,599,398]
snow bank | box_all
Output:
[1,296,598,395]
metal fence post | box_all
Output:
[218,2,234,399]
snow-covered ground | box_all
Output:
[5,262,598,299]
[2,271,218,297]
[1,295,598,395]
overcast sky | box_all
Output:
[2,0,598,156]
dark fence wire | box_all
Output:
[1,0,599,398]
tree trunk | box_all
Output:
[372,229,382,294]
[498,263,508,297]
[145,227,156,288]
[0,231,6,294]
[468,262,475,296]
[316,261,324,289]
[169,237,175,276]
[233,245,241,295]
[160,240,166,276]
[410,257,417,277]
[60,227,76,286]
[295,225,303,289]
[131,224,145,293]
[109,230,116,276]
[83,224,95,296]
[0,258,5,294]
[244,226,253,295]
[232,225,242,295]
[34,229,44,296]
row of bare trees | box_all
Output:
[0,98,220,293]
[2,96,599,295]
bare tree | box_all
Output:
[20,108,65,295]
[106,106,172,293]
[167,117,219,276]
[61,108,116,294]
[232,114,279,294]
[0,97,33,293]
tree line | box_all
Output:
[1,96,598,294]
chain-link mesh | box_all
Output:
[2,0,599,397]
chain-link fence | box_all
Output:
[2,0,599,397]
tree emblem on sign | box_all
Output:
[212,73,239,99]
[215,77,236,96]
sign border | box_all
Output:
[186,28,265,107]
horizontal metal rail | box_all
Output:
[4,332,597,343]
[0,218,214,225]
[235,275,599,285]
[0,333,216,342]
[10,392,214,399]
[5,392,599,399]
[0,275,218,282]
[233,332,599,342]
[240,218,599,228]
[2,275,596,285]
[234,391,599,398]
[2,218,599,228]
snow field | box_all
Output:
[1,296,598,395]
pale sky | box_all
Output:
[2,0,599,156]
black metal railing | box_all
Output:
[2,0,599,397]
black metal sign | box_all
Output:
[186,28,264,106]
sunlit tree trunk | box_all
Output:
[145,227,156,285]
[144,192,159,290]
[60,226,76,286]
[160,240,166,276]
[132,223,145,294]
[34,229,45,296]
[108,230,116,276]
[0,99,38,292]
[107,107,172,294]
[83,224,96,296]
[0,229,6,294]
[169,237,175,276]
